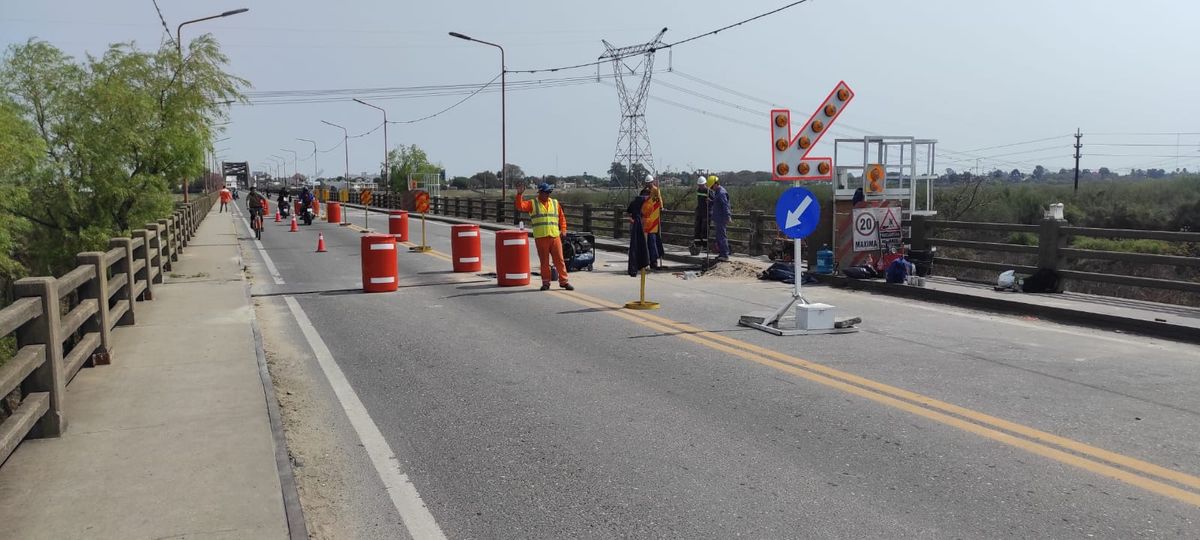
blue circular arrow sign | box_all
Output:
[774,187,821,239]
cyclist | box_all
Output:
[247,187,268,238]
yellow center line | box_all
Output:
[395,238,1200,504]
[553,290,1200,506]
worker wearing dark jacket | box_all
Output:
[515,183,573,290]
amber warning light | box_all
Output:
[770,81,855,181]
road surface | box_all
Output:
[237,201,1200,539]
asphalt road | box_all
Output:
[238,201,1200,539]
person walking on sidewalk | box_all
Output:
[709,175,732,261]
[218,185,232,213]
[515,183,574,291]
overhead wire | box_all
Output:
[505,0,811,74]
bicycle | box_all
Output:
[249,207,264,240]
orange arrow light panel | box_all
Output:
[770,81,854,181]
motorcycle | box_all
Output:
[301,204,315,226]
[277,197,291,220]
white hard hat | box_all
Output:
[697,177,707,185]
[644,174,655,184]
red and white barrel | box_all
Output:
[451,224,482,272]
[389,210,409,241]
[311,199,320,218]
[360,234,398,293]
[326,202,342,223]
[294,200,303,217]
[495,230,530,287]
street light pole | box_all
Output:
[353,98,389,189]
[297,138,318,184]
[270,155,285,185]
[449,31,506,200]
[280,148,298,184]
[176,7,249,203]
[321,120,350,181]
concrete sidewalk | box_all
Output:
[0,210,296,539]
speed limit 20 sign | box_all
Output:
[852,208,880,252]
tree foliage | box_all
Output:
[0,36,245,276]
[385,144,440,191]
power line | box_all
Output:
[506,0,811,74]
[388,73,502,125]
[150,0,176,48]
[955,134,1072,153]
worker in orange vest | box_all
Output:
[515,183,574,291]
[639,175,665,269]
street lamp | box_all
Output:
[297,138,318,184]
[280,148,298,183]
[270,155,285,183]
[321,120,350,181]
[176,7,249,202]
[449,31,506,199]
[353,98,389,189]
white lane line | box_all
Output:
[233,206,286,285]
[283,296,447,540]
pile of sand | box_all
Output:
[698,259,769,279]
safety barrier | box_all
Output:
[908,215,1200,304]
[0,193,216,467]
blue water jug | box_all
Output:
[816,244,834,274]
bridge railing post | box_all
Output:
[13,277,67,438]
[611,204,623,240]
[748,210,765,256]
[146,224,164,284]
[76,251,113,365]
[1037,217,1068,291]
[582,203,594,233]
[109,237,136,325]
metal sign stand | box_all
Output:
[409,213,432,253]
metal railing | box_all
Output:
[0,193,215,466]
[339,190,784,257]
[909,215,1200,298]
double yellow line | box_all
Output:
[406,236,1200,506]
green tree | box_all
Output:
[1,37,245,274]
[385,144,440,191]
[0,98,42,283]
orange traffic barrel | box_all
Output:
[294,200,303,217]
[327,202,342,223]
[389,210,409,241]
[495,230,530,286]
[360,234,398,293]
[311,199,320,217]
[451,224,482,273]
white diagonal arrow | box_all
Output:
[785,195,813,230]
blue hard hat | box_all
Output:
[537,183,553,193]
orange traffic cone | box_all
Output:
[315,234,327,253]
[289,216,299,232]
[274,210,281,223]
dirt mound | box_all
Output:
[700,259,768,279]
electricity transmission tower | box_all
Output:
[600,28,667,190]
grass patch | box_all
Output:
[1070,237,1184,255]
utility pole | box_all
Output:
[1073,128,1083,193]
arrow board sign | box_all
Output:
[774,187,821,239]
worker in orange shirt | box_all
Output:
[515,182,574,291]
[218,185,233,212]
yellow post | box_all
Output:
[409,212,432,252]
[624,267,660,310]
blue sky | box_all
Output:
[3,0,1199,178]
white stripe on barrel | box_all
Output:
[369,243,395,250]
[458,257,480,263]
[457,231,479,237]
[504,273,528,280]
[369,276,396,284]
[503,239,526,246]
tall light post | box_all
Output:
[352,98,389,189]
[270,155,285,184]
[297,138,318,184]
[280,148,298,183]
[321,120,350,180]
[176,7,249,202]
[449,31,506,199]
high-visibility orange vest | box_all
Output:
[641,192,662,234]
